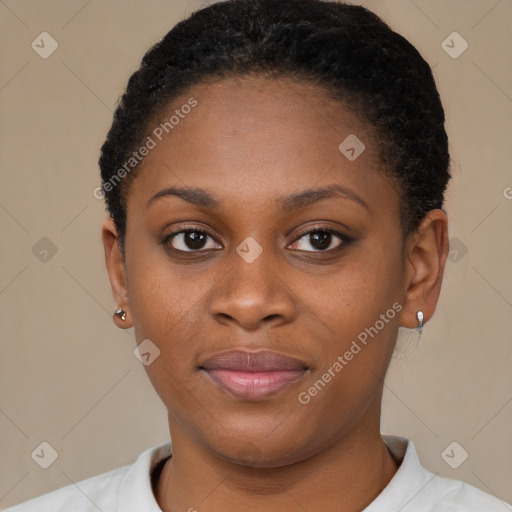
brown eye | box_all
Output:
[289,228,349,252]
[163,228,222,252]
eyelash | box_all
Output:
[161,225,219,254]
[291,226,353,252]
[161,224,353,255]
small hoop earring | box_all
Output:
[114,308,127,321]
[416,310,424,334]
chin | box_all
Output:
[197,419,321,468]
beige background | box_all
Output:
[1,0,511,508]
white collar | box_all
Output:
[116,440,171,511]
[365,435,436,510]
[115,435,425,511]
[114,434,508,511]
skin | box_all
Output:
[102,76,449,511]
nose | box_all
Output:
[209,247,297,331]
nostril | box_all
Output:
[216,312,233,322]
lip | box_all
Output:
[200,350,308,401]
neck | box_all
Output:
[155,403,399,511]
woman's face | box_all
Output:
[116,76,411,466]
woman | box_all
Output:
[7,0,510,510]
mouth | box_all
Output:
[199,349,308,401]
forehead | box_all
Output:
[127,75,397,217]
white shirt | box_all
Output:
[6,435,511,511]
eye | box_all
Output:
[288,227,350,252]
[162,226,222,252]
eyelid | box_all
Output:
[162,223,352,254]
[293,224,346,239]
[162,224,223,249]
[289,225,351,251]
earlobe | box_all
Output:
[400,209,449,331]
[101,217,132,328]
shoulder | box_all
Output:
[425,475,512,511]
[4,465,128,511]
[4,441,172,512]
[374,435,511,512]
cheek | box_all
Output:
[297,246,403,403]
[306,245,402,343]
[125,229,206,339]
[124,241,224,398]
[125,265,203,412]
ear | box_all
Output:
[400,209,449,330]
[102,217,132,328]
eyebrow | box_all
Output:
[146,184,368,211]
[278,184,368,212]
[147,186,221,209]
